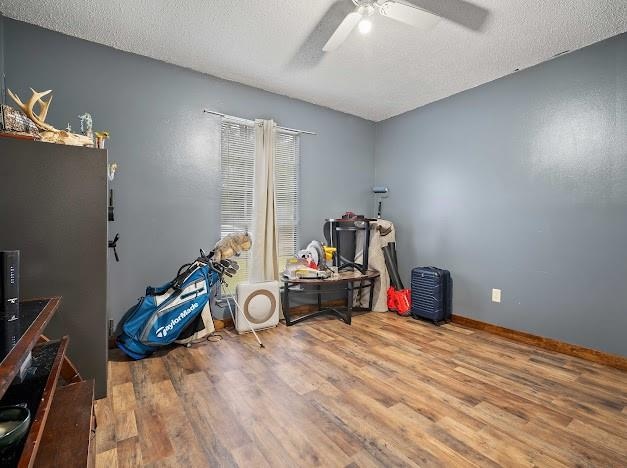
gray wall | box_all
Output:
[3,19,375,323]
[375,33,627,356]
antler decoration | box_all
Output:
[7,88,93,146]
[7,88,58,132]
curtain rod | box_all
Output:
[203,109,317,135]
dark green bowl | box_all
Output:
[0,405,31,450]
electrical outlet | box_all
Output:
[492,288,501,303]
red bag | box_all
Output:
[387,287,411,316]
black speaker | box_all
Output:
[1,250,20,359]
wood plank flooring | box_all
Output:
[95,312,627,467]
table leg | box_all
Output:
[282,283,292,326]
[346,282,353,325]
[317,284,321,311]
[363,220,371,271]
[336,226,342,268]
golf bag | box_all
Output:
[174,281,219,346]
[116,260,220,360]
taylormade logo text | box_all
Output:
[155,302,199,338]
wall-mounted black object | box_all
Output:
[0,139,108,398]
[0,251,20,360]
[108,234,120,262]
[108,189,114,222]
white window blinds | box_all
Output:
[220,120,255,285]
[219,119,300,284]
[275,131,300,260]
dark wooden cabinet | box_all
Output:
[0,138,108,399]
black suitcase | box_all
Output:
[410,266,452,324]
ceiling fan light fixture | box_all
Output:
[357,4,375,35]
[324,0,449,52]
[358,18,372,34]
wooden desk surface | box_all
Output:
[283,269,379,285]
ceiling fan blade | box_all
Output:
[387,0,490,31]
[288,1,357,69]
[378,0,440,30]
[322,11,362,52]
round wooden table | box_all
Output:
[281,269,380,326]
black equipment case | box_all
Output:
[410,266,452,324]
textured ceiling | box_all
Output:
[1,0,626,121]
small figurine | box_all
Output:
[108,162,118,181]
[78,113,94,143]
[66,123,72,132]
[95,131,110,149]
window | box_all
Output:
[274,130,300,262]
[219,119,300,286]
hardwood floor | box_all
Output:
[95,312,627,467]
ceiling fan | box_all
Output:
[324,0,467,52]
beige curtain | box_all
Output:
[249,119,280,282]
